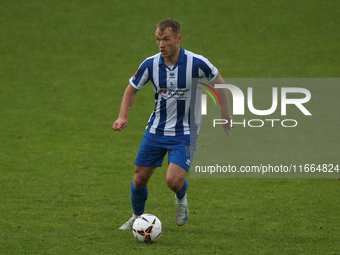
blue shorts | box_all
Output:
[134,132,196,172]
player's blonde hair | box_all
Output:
[156,19,181,36]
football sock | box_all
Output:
[130,180,148,216]
[176,179,188,200]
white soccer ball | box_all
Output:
[132,214,162,243]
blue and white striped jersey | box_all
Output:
[129,47,218,137]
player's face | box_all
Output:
[155,27,181,61]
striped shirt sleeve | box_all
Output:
[195,55,218,83]
[129,58,153,90]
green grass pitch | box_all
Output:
[0,0,339,254]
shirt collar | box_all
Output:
[159,47,185,68]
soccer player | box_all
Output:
[113,19,232,229]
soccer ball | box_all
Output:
[132,214,162,243]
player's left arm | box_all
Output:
[210,73,233,135]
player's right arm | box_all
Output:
[113,84,138,131]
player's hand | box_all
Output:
[222,115,233,135]
[113,118,128,131]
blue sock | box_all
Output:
[176,179,188,200]
[130,180,148,216]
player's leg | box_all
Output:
[119,136,167,230]
[131,136,166,215]
[131,165,156,216]
[166,163,189,226]
[165,163,188,195]
[119,165,156,230]
[166,140,192,226]
[165,138,192,194]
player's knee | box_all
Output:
[166,175,183,192]
[133,166,154,189]
[133,173,148,189]
[133,177,148,189]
